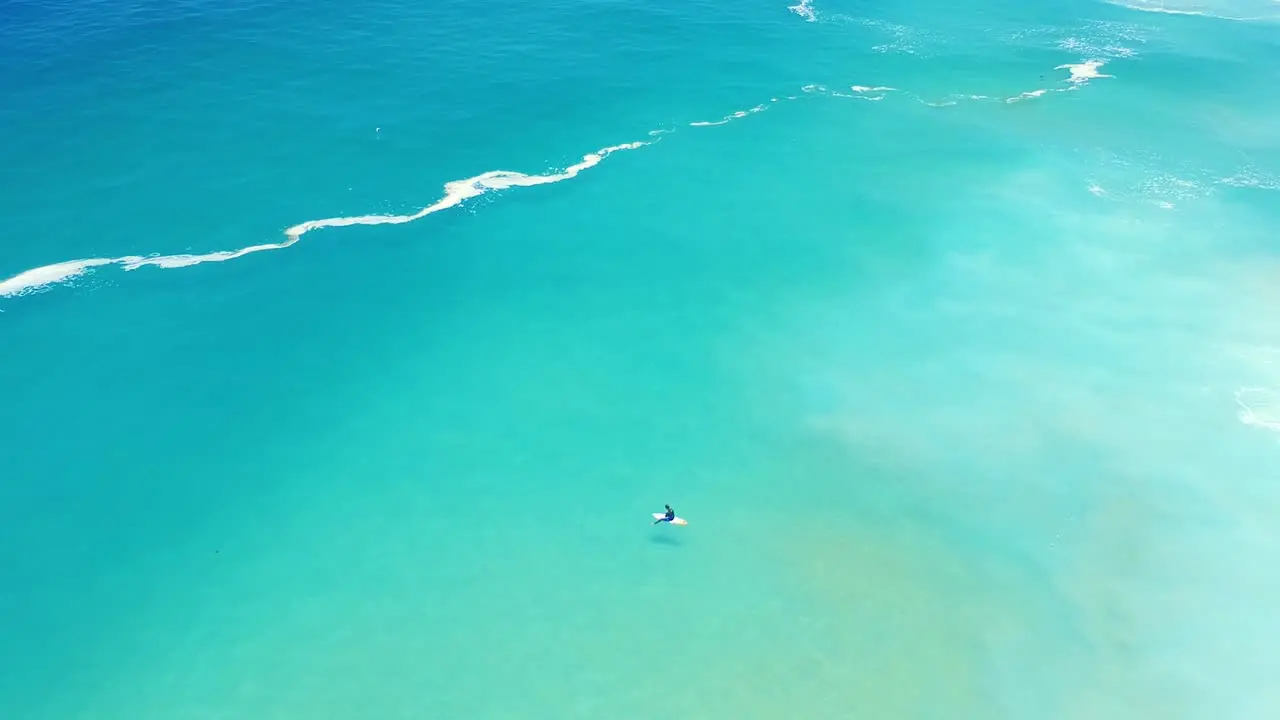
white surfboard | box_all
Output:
[653,513,688,526]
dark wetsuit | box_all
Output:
[655,504,676,524]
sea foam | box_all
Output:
[829,59,1110,108]
[1057,60,1112,84]
[0,142,648,298]
[0,259,116,298]
[788,0,817,22]
[1103,0,1278,21]
[1236,387,1280,433]
[689,103,771,127]
[284,142,645,241]
[2,64,1115,301]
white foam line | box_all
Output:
[1005,60,1110,102]
[0,141,649,298]
[286,141,646,240]
[0,259,116,298]
[689,103,770,128]
[833,60,1110,109]
[0,236,313,298]
[1002,60,1109,103]
[850,85,896,101]
[0,65,1115,301]
[1103,0,1269,21]
[1006,88,1051,103]
[925,94,994,107]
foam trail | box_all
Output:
[1006,89,1049,103]
[0,259,116,298]
[1002,60,1109,102]
[925,94,994,107]
[829,60,1110,109]
[848,85,896,101]
[1,69,1115,301]
[689,103,771,127]
[285,141,646,240]
[121,237,302,270]
[1103,0,1274,20]
[0,141,648,298]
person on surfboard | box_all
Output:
[653,504,676,524]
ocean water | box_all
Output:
[3,0,1280,717]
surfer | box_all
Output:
[653,504,676,524]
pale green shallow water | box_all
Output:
[3,0,1280,718]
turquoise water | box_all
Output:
[4,0,1280,716]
